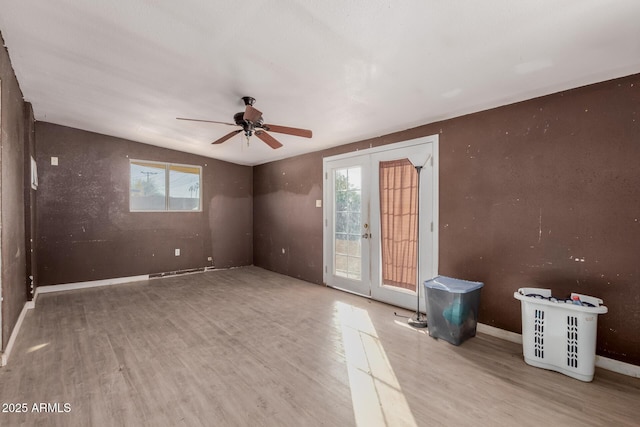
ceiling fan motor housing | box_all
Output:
[233,112,245,125]
[234,111,264,136]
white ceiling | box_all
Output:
[1,1,639,166]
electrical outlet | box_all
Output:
[207,256,213,261]
[175,249,180,256]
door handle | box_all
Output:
[362,223,370,239]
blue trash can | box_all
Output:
[424,276,484,345]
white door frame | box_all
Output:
[323,135,439,310]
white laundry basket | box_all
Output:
[514,288,608,382]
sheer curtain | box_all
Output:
[379,159,418,291]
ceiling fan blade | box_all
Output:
[177,117,237,126]
[212,130,242,144]
[243,105,262,122]
[255,131,283,149]
[263,124,312,138]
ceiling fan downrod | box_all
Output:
[242,96,256,106]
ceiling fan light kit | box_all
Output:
[178,97,312,149]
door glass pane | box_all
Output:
[334,167,362,280]
[347,212,360,234]
[336,212,348,233]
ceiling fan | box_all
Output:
[177,96,312,149]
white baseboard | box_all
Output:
[478,322,640,378]
[477,322,523,344]
[595,355,640,378]
[33,274,149,304]
[1,302,31,366]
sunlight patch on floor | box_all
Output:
[335,302,417,427]
[26,343,49,353]
[393,319,427,334]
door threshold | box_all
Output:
[326,284,371,299]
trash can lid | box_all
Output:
[424,275,484,293]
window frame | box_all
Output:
[129,159,203,213]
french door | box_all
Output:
[323,136,439,311]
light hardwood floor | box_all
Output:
[0,266,638,426]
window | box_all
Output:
[130,160,201,212]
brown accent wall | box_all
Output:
[0,33,29,350]
[24,102,36,299]
[254,73,640,366]
[35,123,253,286]
[253,151,324,284]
